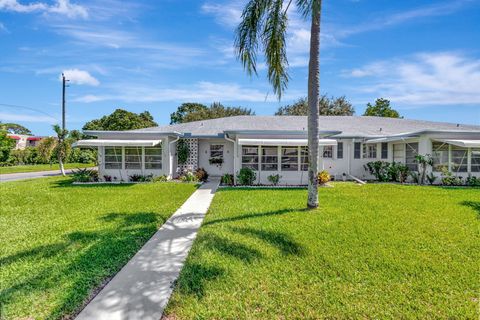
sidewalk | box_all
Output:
[75,178,220,320]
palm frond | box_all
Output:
[296,0,321,18]
[262,0,289,99]
[235,0,272,76]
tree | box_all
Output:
[0,130,16,163]
[53,125,69,176]
[170,102,254,124]
[37,137,57,164]
[0,122,32,135]
[170,103,208,124]
[83,109,158,131]
[363,98,401,118]
[236,0,323,208]
[275,95,355,116]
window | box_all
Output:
[354,142,361,159]
[281,147,298,171]
[405,143,418,171]
[393,144,404,163]
[337,142,343,159]
[261,146,278,171]
[472,149,480,172]
[300,146,308,171]
[451,146,468,172]
[242,146,259,170]
[104,147,122,169]
[432,142,449,172]
[322,146,333,158]
[362,144,377,159]
[381,143,388,159]
[145,146,162,169]
[125,147,142,169]
[210,144,224,159]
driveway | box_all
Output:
[1,169,78,182]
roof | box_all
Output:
[127,116,480,138]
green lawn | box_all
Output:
[0,163,95,174]
[165,183,480,319]
[0,177,196,319]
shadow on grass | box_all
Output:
[203,208,304,227]
[230,227,305,256]
[0,211,159,319]
[51,179,136,188]
[198,233,262,263]
[461,201,480,218]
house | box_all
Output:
[74,116,480,184]
[7,134,45,150]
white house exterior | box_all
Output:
[75,116,480,184]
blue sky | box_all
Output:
[1,0,479,135]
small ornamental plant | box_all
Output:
[317,170,330,185]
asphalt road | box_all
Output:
[0,169,77,182]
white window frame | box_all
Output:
[210,144,224,159]
[145,146,162,170]
[281,146,299,171]
[261,146,278,171]
[362,143,377,159]
[322,145,333,158]
[241,145,259,170]
[104,146,123,169]
[124,146,142,170]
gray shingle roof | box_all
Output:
[130,116,480,138]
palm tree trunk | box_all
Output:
[307,2,321,209]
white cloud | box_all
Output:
[344,52,480,106]
[201,2,242,28]
[0,21,8,33]
[74,81,302,103]
[0,0,87,18]
[61,68,99,86]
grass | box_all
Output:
[165,183,480,319]
[0,177,197,319]
[0,163,95,174]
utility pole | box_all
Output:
[62,73,66,131]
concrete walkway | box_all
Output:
[76,178,220,320]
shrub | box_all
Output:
[426,172,437,185]
[103,175,112,182]
[466,175,480,187]
[317,170,330,185]
[395,163,410,183]
[409,171,420,184]
[129,174,154,182]
[68,148,97,164]
[221,173,234,186]
[9,147,42,165]
[364,161,391,181]
[237,167,256,185]
[72,168,99,182]
[440,167,463,186]
[195,167,209,182]
[267,174,281,186]
[180,171,199,183]
[153,175,168,182]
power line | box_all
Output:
[0,103,58,121]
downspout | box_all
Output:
[169,136,180,179]
[225,134,236,184]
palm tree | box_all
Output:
[236,0,322,208]
[53,124,69,176]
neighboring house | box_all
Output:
[74,116,480,184]
[7,134,45,150]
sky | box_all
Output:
[0,0,479,136]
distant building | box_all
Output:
[7,134,45,150]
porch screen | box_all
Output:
[281,147,298,171]
[125,147,142,169]
[300,146,308,171]
[451,146,468,172]
[145,146,162,169]
[242,146,259,170]
[261,146,278,171]
[104,147,122,169]
[472,149,480,172]
[432,142,449,172]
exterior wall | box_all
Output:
[198,138,234,176]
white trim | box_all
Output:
[237,138,337,146]
[433,139,480,148]
[73,139,162,147]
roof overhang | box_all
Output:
[238,138,337,146]
[366,135,419,143]
[83,130,181,137]
[434,139,480,148]
[72,139,163,147]
[225,130,342,137]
